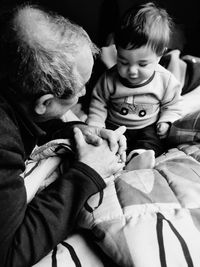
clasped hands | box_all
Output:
[73,125,127,180]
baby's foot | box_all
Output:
[125,150,155,171]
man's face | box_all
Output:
[43,45,94,120]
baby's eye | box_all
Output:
[139,63,148,67]
[119,61,128,66]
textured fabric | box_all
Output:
[32,233,105,267]
[78,114,200,266]
[79,145,200,267]
[23,116,200,267]
[168,110,200,146]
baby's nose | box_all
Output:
[128,65,138,75]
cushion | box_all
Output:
[168,110,200,145]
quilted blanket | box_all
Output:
[79,144,200,267]
[24,111,200,267]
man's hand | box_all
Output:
[73,127,125,179]
[157,122,170,139]
[75,125,127,163]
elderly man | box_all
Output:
[0,4,126,266]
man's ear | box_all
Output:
[34,94,54,115]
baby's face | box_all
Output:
[117,45,161,86]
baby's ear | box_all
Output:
[34,94,54,115]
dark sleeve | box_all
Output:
[0,112,105,267]
[38,119,86,145]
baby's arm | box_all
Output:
[86,73,110,128]
[158,73,182,129]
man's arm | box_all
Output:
[1,160,105,267]
[0,114,106,266]
[0,116,125,267]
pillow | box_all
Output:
[168,110,200,145]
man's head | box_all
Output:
[0,4,98,120]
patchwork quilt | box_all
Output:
[24,110,200,267]
[79,144,200,267]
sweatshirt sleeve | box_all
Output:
[158,73,183,124]
[1,161,105,267]
[0,111,105,267]
[86,72,111,128]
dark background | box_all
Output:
[1,0,200,55]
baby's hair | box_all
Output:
[114,2,173,56]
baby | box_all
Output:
[87,2,182,168]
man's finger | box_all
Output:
[85,132,102,146]
[114,126,126,138]
[99,126,127,153]
[73,127,86,149]
[117,134,127,155]
[99,129,117,152]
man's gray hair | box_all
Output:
[0,4,99,101]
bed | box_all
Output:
[29,49,200,267]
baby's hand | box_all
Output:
[156,122,170,139]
